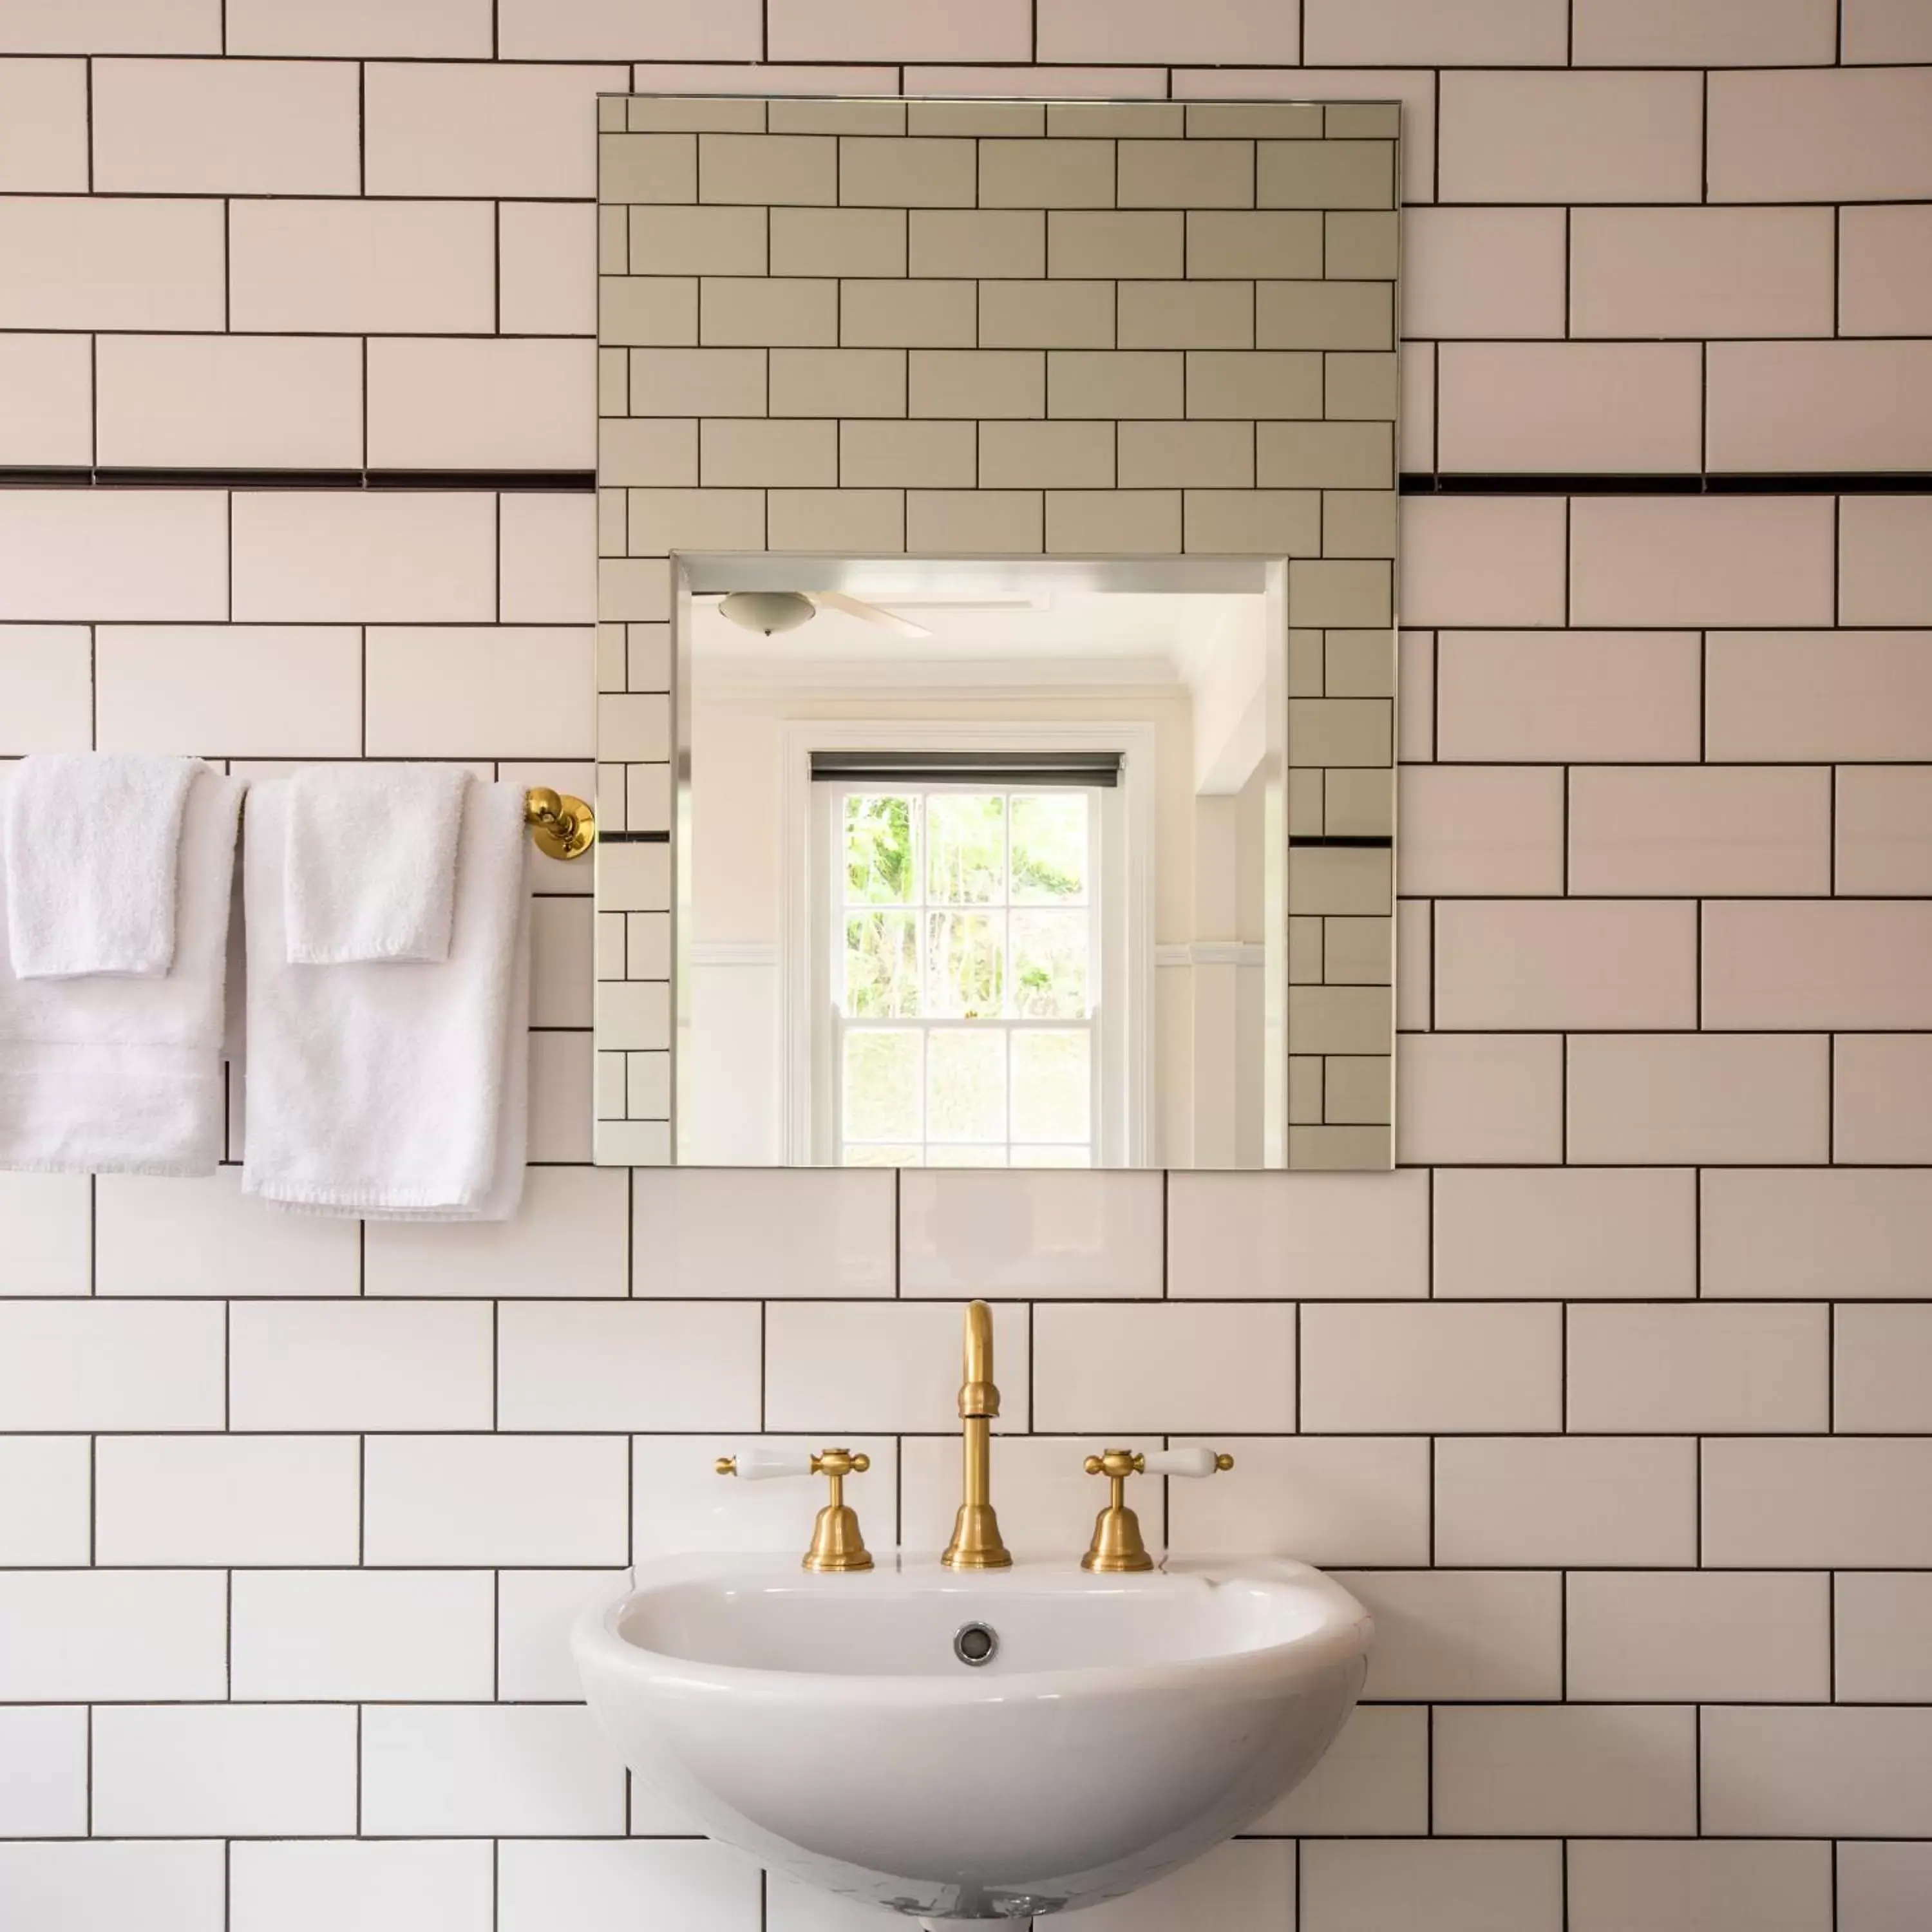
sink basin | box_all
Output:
[574,1553,1371,1923]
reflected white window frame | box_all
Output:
[778,719,1157,1168]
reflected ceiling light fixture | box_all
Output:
[715,589,933,639]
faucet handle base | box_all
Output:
[806,1501,874,1574]
[941,1503,1014,1571]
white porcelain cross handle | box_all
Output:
[1141,1447,1236,1479]
[715,1446,815,1481]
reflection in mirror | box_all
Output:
[673,556,1388,1170]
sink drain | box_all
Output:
[953,1621,999,1667]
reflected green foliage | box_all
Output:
[1012,909,1088,1018]
[844,794,915,904]
[844,913,918,1018]
[927,911,1003,1016]
[1010,793,1086,903]
[927,793,1005,904]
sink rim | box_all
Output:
[575,1553,1372,1710]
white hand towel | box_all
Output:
[284,762,470,965]
[4,751,202,979]
[0,767,243,1175]
[242,777,530,1220]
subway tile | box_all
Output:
[764,487,905,552]
[1709,629,1932,761]
[770,0,1030,59]
[498,1567,627,1698]
[1256,1704,1428,1835]
[1399,766,1565,895]
[840,278,974,348]
[365,1434,628,1566]
[1569,1034,1829,1166]
[0,488,227,621]
[768,347,905,417]
[501,202,596,336]
[93,55,357,191]
[500,1842,761,1932]
[0,1298,222,1429]
[1037,0,1300,60]
[1303,1303,1561,1433]
[367,339,596,469]
[839,419,976,487]
[1839,767,1932,895]
[1571,1303,1828,1432]
[231,1842,495,1932]
[1708,900,1932,1030]
[1844,0,1932,58]
[1703,1437,1932,1567]
[1837,1574,1932,1702]
[366,628,594,757]
[1573,0,1837,62]
[1397,1034,1564,1165]
[0,58,87,188]
[0,1845,222,1932]
[95,625,362,759]
[95,1705,357,1837]
[1033,1303,1296,1434]
[1303,0,1566,62]
[0,1706,85,1835]
[1258,280,1394,352]
[498,1300,759,1430]
[1841,1845,1932,1932]
[1435,1168,1695,1301]
[1166,1435,1431,1566]
[775,206,907,278]
[0,1169,90,1291]
[1438,344,1701,474]
[227,0,492,53]
[761,1301,1028,1435]
[363,1705,624,1836]
[1571,497,1836,629]
[1703,1168,1932,1300]
[1439,71,1703,203]
[901,1171,1164,1298]
[1841,498,1932,627]
[631,1169,893,1296]
[1709,68,1932,202]
[1436,631,1701,764]
[1841,206,1932,337]
[0,194,224,329]
[1710,341,1932,474]
[502,494,597,625]
[229,1301,493,1432]
[1046,488,1182,556]
[1837,1305,1932,1434]
[1437,1436,1696,1566]
[365,60,623,197]
[1569,1842,1833,1932]
[1167,1170,1429,1299]
[1063,1841,1294,1932]
[1435,1706,1696,1837]
[1703,1707,1932,1837]
[97,334,361,469]
[1399,497,1566,628]
[1571,207,1835,340]
[1571,768,1832,897]
[230,200,495,334]
[600,276,697,348]
[0,1437,89,1563]
[97,1434,359,1564]
[1435,901,1698,1032]
[231,1571,494,1701]
[979,278,1113,349]
[1401,207,1565,339]
[1303,1841,1560,1932]
[698,131,835,205]
[0,335,91,465]
[1338,1571,1562,1702]
[0,1570,224,1700]
[233,491,495,622]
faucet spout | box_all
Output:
[940,1301,1012,1571]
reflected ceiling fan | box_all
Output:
[714,589,933,638]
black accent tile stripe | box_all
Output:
[598,829,672,843]
[1289,834,1395,849]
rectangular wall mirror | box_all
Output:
[592,93,1400,1172]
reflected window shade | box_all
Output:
[810,750,1121,789]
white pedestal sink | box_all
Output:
[574,1553,1372,1924]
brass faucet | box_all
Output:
[940,1302,1012,1571]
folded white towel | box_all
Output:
[242,777,530,1220]
[284,762,470,965]
[0,767,243,1176]
[4,752,202,979]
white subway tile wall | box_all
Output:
[0,10,1927,1931]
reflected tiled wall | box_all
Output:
[2,5,1932,1930]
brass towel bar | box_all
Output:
[523,788,596,860]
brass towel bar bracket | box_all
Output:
[524,788,596,860]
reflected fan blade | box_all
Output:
[811,591,934,638]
